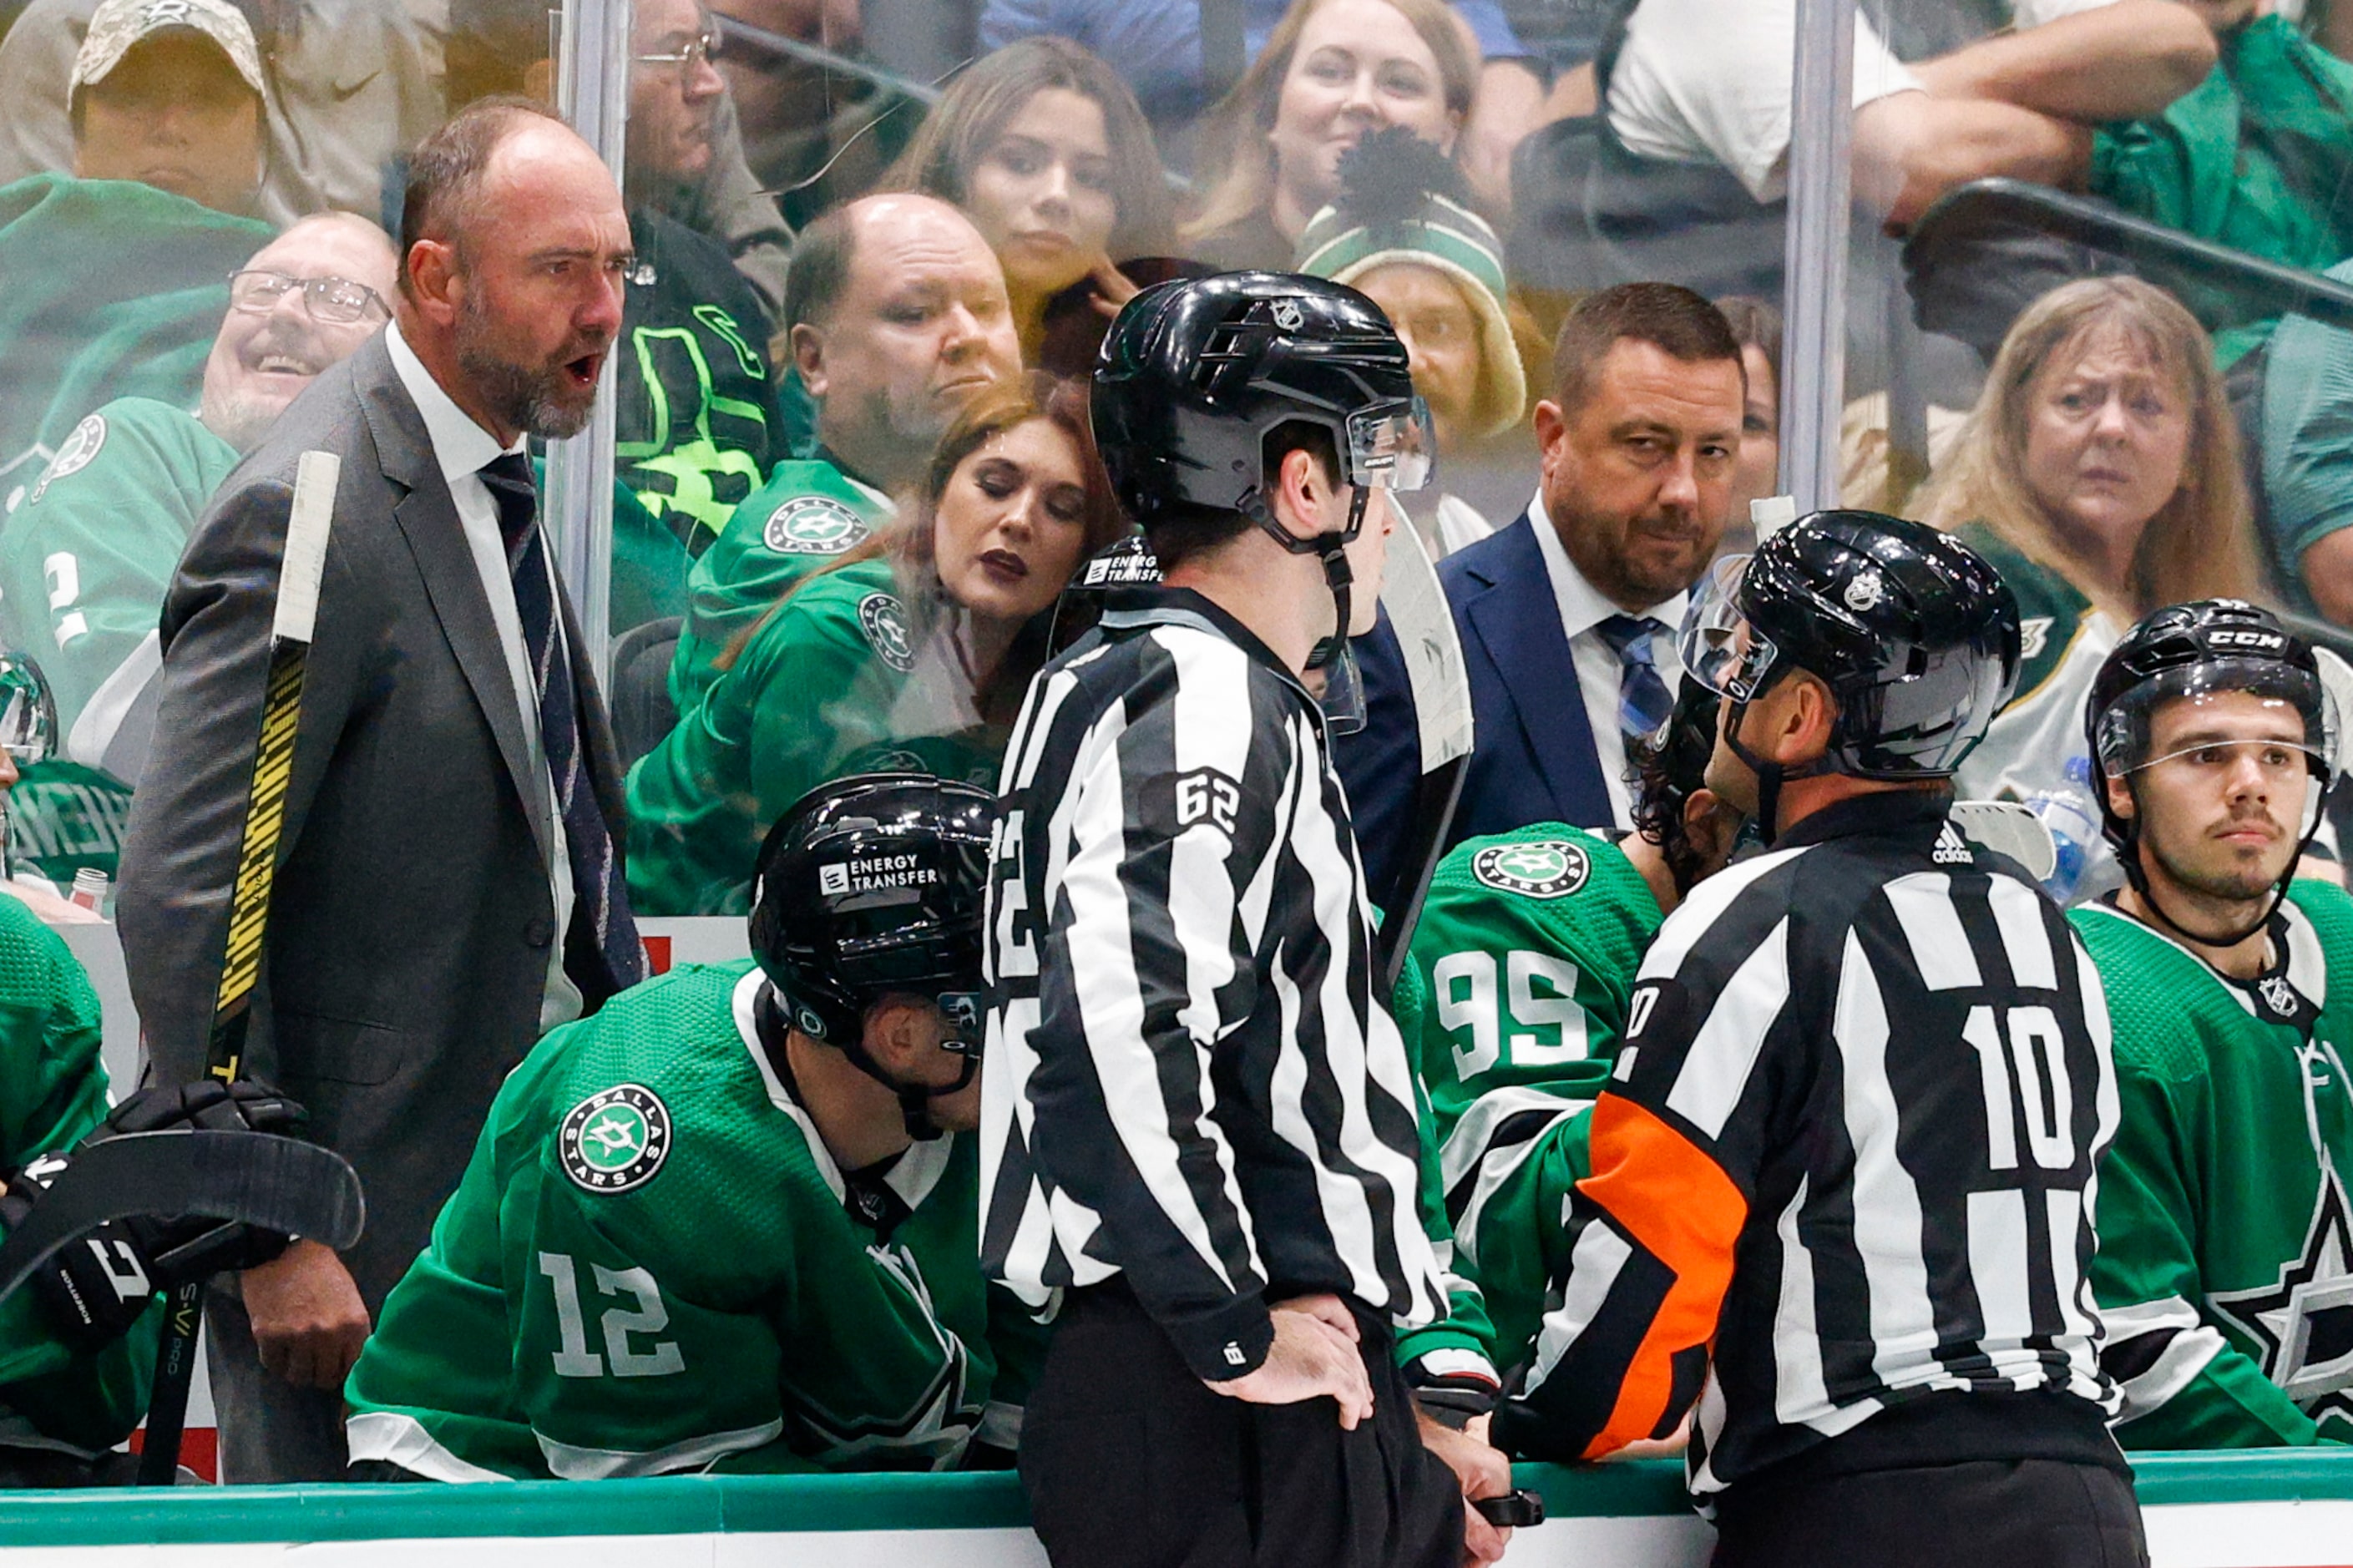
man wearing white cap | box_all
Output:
[67,0,266,218]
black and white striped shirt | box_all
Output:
[979,589,1447,1382]
[1494,790,2123,1498]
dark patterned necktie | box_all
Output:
[480,453,645,994]
[1596,613,1675,742]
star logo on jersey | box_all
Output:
[29,413,105,506]
[2209,1171,2353,1424]
[1470,841,1590,899]
[763,494,869,556]
[858,592,916,673]
[559,1084,673,1195]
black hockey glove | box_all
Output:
[89,1080,311,1275]
[0,1153,159,1352]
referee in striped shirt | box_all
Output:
[980,273,1512,1567]
[1498,512,2148,1566]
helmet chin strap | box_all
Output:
[1247,486,1367,672]
[757,983,971,1141]
[1722,694,1829,847]
[2115,778,2317,953]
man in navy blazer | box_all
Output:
[1338,285,1748,911]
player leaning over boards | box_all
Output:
[1395,677,1743,1373]
[982,272,1516,1567]
[1498,511,2148,1567]
[2074,602,2353,1448]
[346,774,1025,1479]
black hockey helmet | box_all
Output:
[2084,599,2339,940]
[1092,271,1434,675]
[749,772,994,1059]
[1048,531,1162,652]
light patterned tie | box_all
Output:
[480,453,645,994]
[1596,614,1675,742]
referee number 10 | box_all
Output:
[1962,1004,2077,1170]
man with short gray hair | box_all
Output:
[117,98,646,1482]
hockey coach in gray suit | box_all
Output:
[117,97,647,1483]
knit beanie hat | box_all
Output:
[1295,127,1525,440]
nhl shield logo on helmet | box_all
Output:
[1470,841,1591,899]
[559,1085,673,1194]
[764,495,868,556]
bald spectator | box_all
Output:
[0,213,397,803]
[117,99,646,1481]
[666,193,1021,715]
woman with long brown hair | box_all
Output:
[626,374,1125,914]
[1181,0,1479,271]
[887,38,1174,367]
[1917,274,2263,895]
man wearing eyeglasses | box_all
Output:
[0,212,397,807]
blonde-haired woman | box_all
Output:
[1181,0,1480,271]
[1920,274,2263,897]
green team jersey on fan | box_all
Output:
[0,893,154,1456]
[7,761,132,889]
[669,453,893,715]
[1394,823,1663,1368]
[2074,882,2353,1447]
[346,960,1010,1480]
[628,556,999,916]
[0,397,236,762]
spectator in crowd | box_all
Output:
[1297,124,1527,557]
[1337,282,1743,907]
[443,0,791,558]
[979,0,1545,203]
[1923,276,2259,899]
[0,0,443,226]
[348,774,1026,1480]
[0,213,398,800]
[2258,255,2353,629]
[1182,0,1480,271]
[63,0,265,217]
[1716,294,1783,546]
[668,194,1022,716]
[628,374,1121,916]
[884,37,1172,369]
[2073,600,2353,1449]
[116,99,648,1482]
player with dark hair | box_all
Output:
[1394,678,1743,1373]
[346,773,1025,1480]
[1499,511,2146,1566]
[2072,600,2353,1448]
[982,271,1516,1566]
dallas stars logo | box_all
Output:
[30,412,105,505]
[2209,1172,2353,1424]
[1470,841,1590,900]
[858,592,916,673]
[559,1084,673,1195]
[764,494,868,556]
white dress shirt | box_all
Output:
[1524,491,1688,829]
[387,323,581,1034]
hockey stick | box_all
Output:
[1374,518,1475,998]
[136,449,340,1485]
[0,1131,363,1308]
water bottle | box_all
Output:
[68,867,108,913]
[2023,758,2101,904]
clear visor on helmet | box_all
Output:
[1677,554,1780,703]
[0,652,56,767]
[1343,397,1435,493]
[2096,660,2340,840]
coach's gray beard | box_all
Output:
[454,298,596,441]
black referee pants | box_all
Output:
[1710,1458,2148,1568]
[1020,1283,1465,1568]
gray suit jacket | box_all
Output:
[117,332,632,1309]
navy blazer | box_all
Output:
[1335,509,1614,910]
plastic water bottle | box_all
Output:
[2024,759,2101,903]
[68,867,107,913]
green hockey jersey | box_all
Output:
[345,961,1011,1480]
[626,556,1001,916]
[0,892,154,1456]
[669,454,893,715]
[0,397,236,761]
[2074,883,2353,1447]
[1394,823,1664,1368]
[7,761,132,890]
